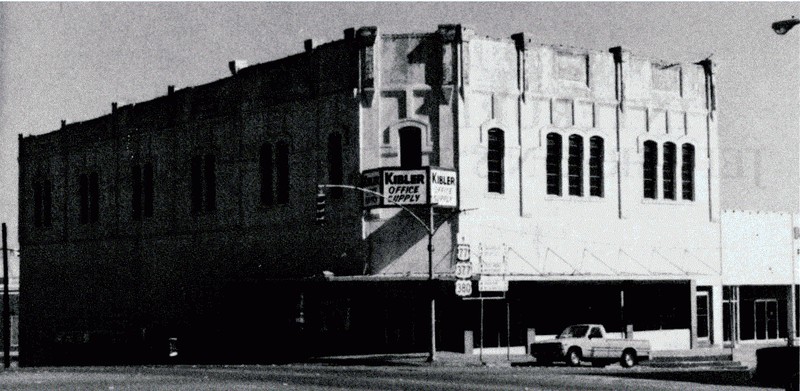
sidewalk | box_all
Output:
[305,350,773,388]
[653,341,789,368]
[308,342,790,369]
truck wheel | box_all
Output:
[620,349,637,368]
[566,348,582,366]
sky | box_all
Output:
[0,2,798,249]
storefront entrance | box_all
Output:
[754,299,779,340]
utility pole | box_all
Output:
[2,223,10,368]
[427,203,436,363]
[318,183,472,363]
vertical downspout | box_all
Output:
[512,33,526,218]
[610,47,625,219]
[697,58,715,223]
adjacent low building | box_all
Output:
[19,24,726,365]
[721,210,799,345]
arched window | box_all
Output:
[276,141,290,204]
[399,127,422,169]
[682,143,695,201]
[260,143,274,206]
[328,133,344,199]
[546,133,562,196]
[568,134,583,196]
[487,128,504,193]
[589,136,604,197]
[643,141,658,199]
[663,142,676,200]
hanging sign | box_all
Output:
[362,170,381,208]
[383,169,427,205]
[430,169,457,207]
[360,167,457,208]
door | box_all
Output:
[754,299,779,340]
[696,292,710,340]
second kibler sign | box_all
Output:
[360,167,457,208]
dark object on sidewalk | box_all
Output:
[755,346,799,390]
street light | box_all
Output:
[772,17,800,35]
[772,17,799,347]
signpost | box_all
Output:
[456,243,509,362]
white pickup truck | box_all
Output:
[529,324,651,368]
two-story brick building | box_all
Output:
[18,24,721,365]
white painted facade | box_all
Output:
[357,26,723,348]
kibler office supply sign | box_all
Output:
[360,167,457,208]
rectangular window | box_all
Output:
[276,142,290,204]
[682,144,695,201]
[79,173,89,224]
[204,154,216,212]
[134,163,154,219]
[132,165,142,220]
[143,163,154,217]
[643,141,658,199]
[328,133,344,199]
[33,181,42,228]
[260,143,274,206]
[191,156,203,214]
[546,133,562,196]
[191,155,216,214]
[568,135,583,196]
[89,172,99,223]
[589,137,604,197]
[42,180,52,227]
[663,142,676,200]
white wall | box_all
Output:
[721,210,796,285]
[458,39,721,282]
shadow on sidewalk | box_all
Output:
[588,369,764,388]
[304,353,429,367]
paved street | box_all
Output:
[0,364,781,391]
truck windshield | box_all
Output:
[558,325,589,339]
